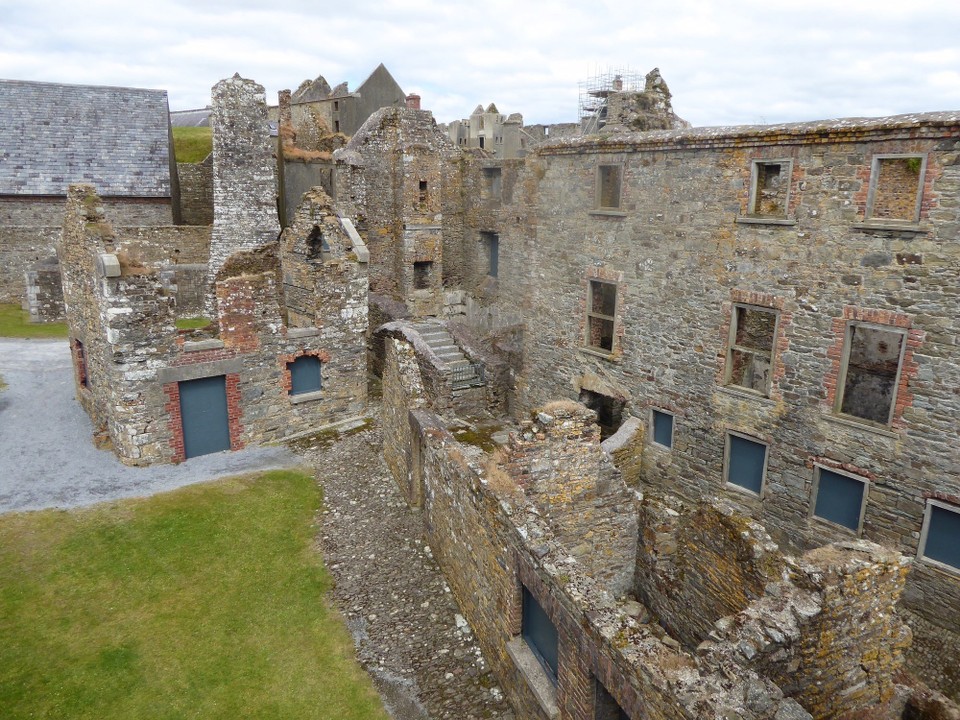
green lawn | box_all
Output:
[0,303,68,338]
[0,470,388,720]
[172,126,212,163]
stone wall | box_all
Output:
[475,113,960,698]
[335,106,462,318]
[208,75,280,300]
[177,156,213,225]
[0,226,60,303]
[0,196,173,226]
[59,184,367,465]
[24,257,64,321]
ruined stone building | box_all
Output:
[22,62,960,718]
[445,103,526,158]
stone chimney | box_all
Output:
[406,94,421,110]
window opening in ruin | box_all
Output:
[334,120,340,133]
[483,167,502,205]
[586,280,617,353]
[306,226,329,260]
[481,231,499,278]
[413,261,433,290]
[74,339,88,388]
[594,679,630,720]
[866,154,926,223]
[726,304,778,395]
[521,586,558,685]
[418,180,428,205]
[749,160,792,217]
[479,136,485,149]
[596,164,622,210]
[651,408,673,449]
[288,355,322,395]
[579,389,625,441]
[836,323,906,425]
[724,432,767,495]
[811,466,868,533]
[919,500,960,571]
[333,100,339,111]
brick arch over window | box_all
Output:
[279,349,331,397]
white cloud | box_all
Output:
[1,0,958,127]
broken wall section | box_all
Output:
[208,74,280,307]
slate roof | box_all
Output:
[0,79,172,197]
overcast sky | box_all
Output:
[1,1,958,128]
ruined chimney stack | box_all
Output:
[406,94,421,110]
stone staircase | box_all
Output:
[414,321,485,390]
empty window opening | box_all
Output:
[868,155,925,222]
[597,164,622,210]
[726,305,777,395]
[74,339,88,388]
[418,180,428,205]
[812,467,868,533]
[595,679,630,720]
[413,261,433,290]
[749,161,791,216]
[586,280,617,353]
[522,586,558,685]
[837,324,906,425]
[288,355,322,396]
[725,433,767,495]
[333,100,339,111]
[651,409,673,448]
[919,501,960,571]
[479,136,485,149]
[481,231,499,278]
[334,120,340,133]
[483,167,502,203]
[306,225,329,260]
[579,389,625,441]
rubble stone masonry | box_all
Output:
[480,113,960,697]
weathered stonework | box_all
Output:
[208,74,280,308]
[60,184,366,465]
[460,112,960,699]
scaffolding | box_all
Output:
[578,68,644,134]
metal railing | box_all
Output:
[449,362,486,390]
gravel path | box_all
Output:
[292,422,516,720]
[0,338,301,513]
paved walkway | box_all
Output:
[0,338,300,513]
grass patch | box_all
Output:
[0,303,68,338]
[174,316,211,330]
[0,470,388,720]
[172,126,212,163]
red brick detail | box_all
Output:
[822,306,924,428]
[225,373,245,451]
[807,456,877,482]
[854,151,941,221]
[579,265,626,358]
[70,338,88,390]
[171,347,238,367]
[925,491,960,506]
[716,290,791,400]
[278,349,331,395]
[163,381,186,463]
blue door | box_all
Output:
[179,375,231,459]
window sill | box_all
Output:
[822,413,899,439]
[589,209,627,218]
[289,390,324,405]
[852,220,931,234]
[735,215,796,226]
[809,514,862,538]
[725,482,764,500]
[505,638,559,719]
[183,339,225,353]
[716,386,775,405]
[915,557,960,579]
[579,347,621,363]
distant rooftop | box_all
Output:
[0,79,172,197]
